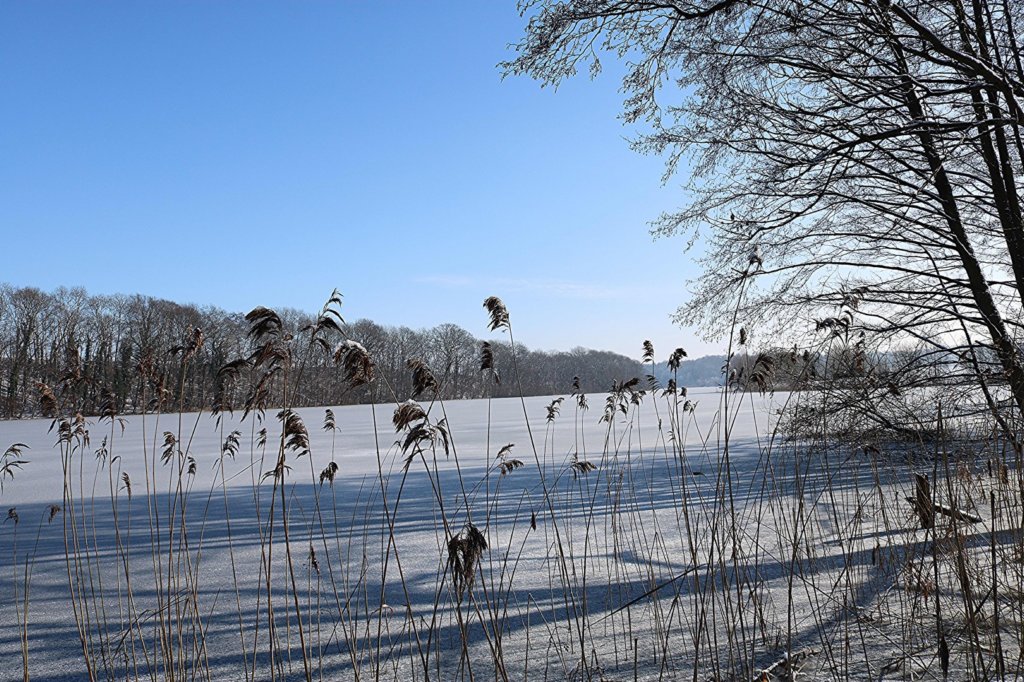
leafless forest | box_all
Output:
[0,284,644,419]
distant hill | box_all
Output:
[649,355,727,388]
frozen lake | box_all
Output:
[0,389,1006,680]
[0,388,774,505]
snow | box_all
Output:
[0,389,1013,680]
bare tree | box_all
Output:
[506,0,1024,422]
[428,323,478,398]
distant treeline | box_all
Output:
[0,284,724,419]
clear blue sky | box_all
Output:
[0,1,719,360]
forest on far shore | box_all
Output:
[0,283,731,419]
